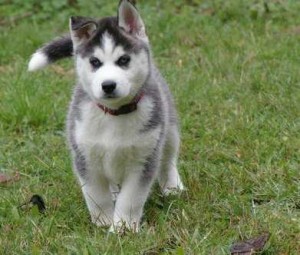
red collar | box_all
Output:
[97,92,144,116]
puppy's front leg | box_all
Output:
[112,169,155,233]
[79,176,114,227]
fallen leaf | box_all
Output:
[0,172,20,184]
[3,224,13,233]
[285,26,300,35]
[177,59,183,68]
[51,198,61,209]
[0,65,13,74]
[235,151,242,158]
[230,232,270,255]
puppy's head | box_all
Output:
[70,0,150,109]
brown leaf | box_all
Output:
[285,26,300,35]
[3,224,13,233]
[230,233,270,255]
[235,151,242,159]
[0,65,13,74]
[0,172,20,184]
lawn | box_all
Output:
[0,0,300,254]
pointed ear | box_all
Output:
[118,0,147,40]
[69,16,98,49]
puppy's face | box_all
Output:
[70,0,149,108]
[76,31,149,108]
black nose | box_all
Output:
[102,80,116,94]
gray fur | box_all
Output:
[140,65,178,133]
[40,35,73,63]
[141,131,164,184]
[67,86,90,178]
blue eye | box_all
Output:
[117,55,131,67]
[89,57,103,69]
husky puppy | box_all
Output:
[28,0,183,232]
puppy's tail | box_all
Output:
[28,36,73,72]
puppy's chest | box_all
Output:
[74,105,160,182]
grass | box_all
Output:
[0,0,300,254]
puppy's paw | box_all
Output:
[91,214,113,227]
[109,221,139,235]
[162,181,185,196]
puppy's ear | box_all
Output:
[118,0,147,41]
[70,16,97,49]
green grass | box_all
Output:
[1,0,300,254]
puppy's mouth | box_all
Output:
[102,93,119,99]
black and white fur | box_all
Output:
[28,0,183,232]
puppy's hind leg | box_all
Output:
[159,126,184,196]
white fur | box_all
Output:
[72,31,161,232]
[74,97,161,231]
[28,51,49,72]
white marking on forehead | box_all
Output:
[93,32,126,63]
[102,32,115,56]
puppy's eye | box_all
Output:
[89,57,103,69]
[117,55,131,67]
